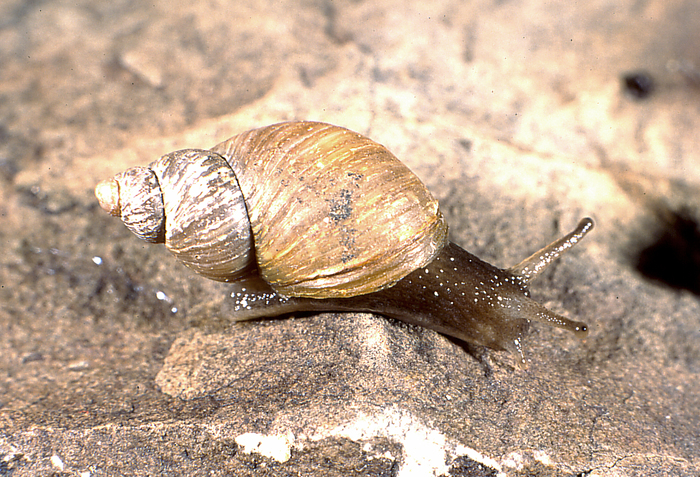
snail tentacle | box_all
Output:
[509,217,594,283]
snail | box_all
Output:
[96,121,593,355]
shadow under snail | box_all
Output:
[95,121,593,356]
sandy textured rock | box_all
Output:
[1,0,699,475]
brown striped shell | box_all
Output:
[95,121,448,299]
[210,121,447,298]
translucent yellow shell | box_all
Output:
[97,121,448,299]
[212,121,448,298]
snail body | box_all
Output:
[96,121,592,353]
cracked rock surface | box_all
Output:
[1,0,699,475]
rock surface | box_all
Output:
[1,0,699,475]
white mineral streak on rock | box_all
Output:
[234,432,295,463]
[312,406,505,477]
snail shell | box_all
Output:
[97,122,447,298]
[96,121,593,354]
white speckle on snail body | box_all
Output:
[231,287,291,312]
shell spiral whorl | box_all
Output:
[210,122,448,298]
